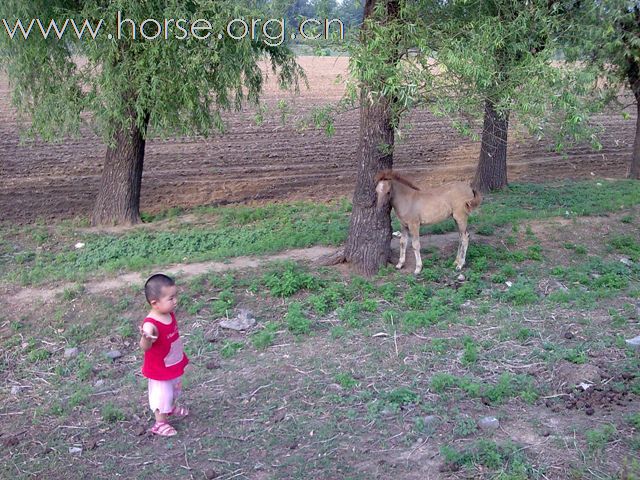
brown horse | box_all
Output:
[375,170,482,274]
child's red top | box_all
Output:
[141,312,189,381]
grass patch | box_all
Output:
[441,439,535,477]
[2,201,349,285]
[3,180,638,287]
[251,321,279,350]
[220,341,244,358]
[263,261,318,298]
[102,403,126,423]
[285,302,312,335]
[431,372,538,405]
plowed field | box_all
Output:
[0,56,633,223]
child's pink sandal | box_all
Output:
[149,421,177,437]
[169,405,189,419]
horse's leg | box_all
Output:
[453,213,470,270]
[396,224,409,270]
[409,223,422,275]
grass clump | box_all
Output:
[441,440,534,477]
[263,262,317,297]
[286,302,312,335]
[251,321,279,350]
[102,403,126,423]
[220,341,244,358]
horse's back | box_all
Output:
[427,181,474,200]
[424,181,479,214]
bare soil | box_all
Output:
[0,56,634,224]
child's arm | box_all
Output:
[139,322,158,352]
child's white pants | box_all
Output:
[148,378,181,414]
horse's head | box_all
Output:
[375,179,392,210]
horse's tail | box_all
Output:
[465,188,482,213]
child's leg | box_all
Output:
[168,377,189,417]
[148,379,177,436]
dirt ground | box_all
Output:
[0,56,635,224]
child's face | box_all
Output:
[151,285,178,314]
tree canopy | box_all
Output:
[0,0,304,224]
[0,0,304,143]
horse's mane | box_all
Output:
[375,169,420,191]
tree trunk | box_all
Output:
[91,110,150,226]
[344,94,395,275]
[630,99,640,179]
[343,0,399,276]
[473,99,509,193]
[627,55,640,179]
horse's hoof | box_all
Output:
[413,269,422,275]
[395,263,403,270]
[455,264,463,271]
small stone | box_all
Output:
[457,274,465,282]
[439,462,460,473]
[10,386,21,395]
[563,331,575,340]
[205,360,221,370]
[134,425,146,436]
[552,280,569,292]
[620,257,633,267]
[585,407,595,416]
[94,379,105,388]
[625,335,640,349]
[423,415,439,428]
[105,350,122,360]
[477,416,500,432]
[85,439,98,451]
[204,468,219,479]
[505,281,513,288]
[205,330,219,342]
[64,347,79,358]
[2,437,19,447]
[68,447,83,455]
[269,408,286,423]
[74,242,85,249]
[219,309,256,331]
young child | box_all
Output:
[139,273,189,437]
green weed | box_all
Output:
[102,403,126,423]
[286,302,312,335]
[220,341,244,358]
[263,262,317,297]
[251,322,279,350]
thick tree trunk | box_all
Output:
[630,100,640,179]
[474,99,510,193]
[343,0,399,276]
[344,95,395,275]
[91,110,150,226]
[625,11,640,179]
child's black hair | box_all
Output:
[144,274,175,303]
